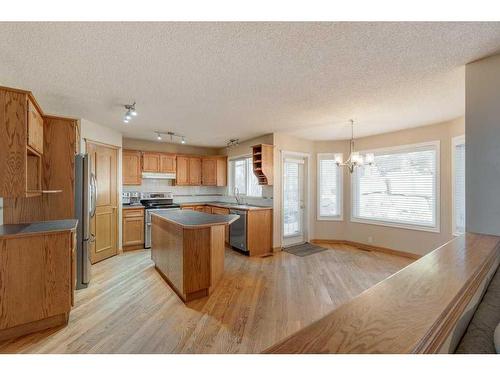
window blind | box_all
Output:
[352,142,439,230]
[283,160,300,236]
[318,154,342,219]
[453,139,465,234]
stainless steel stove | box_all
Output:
[141,192,180,248]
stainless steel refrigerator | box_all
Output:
[74,154,96,289]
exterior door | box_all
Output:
[87,141,118,264]
[282,156,306,247]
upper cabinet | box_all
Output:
[176,155,190,185]
[202,156,227,186]
[27,98,44,154]
[142,152,160,172]
[160,154,176,173]
[122,150,142,185]
[141,152,176,174]
[121,148,226,187]
[252,144,273,185]
[176,156,204,186]
[188,157,202,185]
[0,87,44,197]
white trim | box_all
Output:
[317,153,343,221]
[350,140,441,233]
[280,150,311,247]
[452,135,466,236]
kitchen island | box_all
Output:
[151,210,239,302]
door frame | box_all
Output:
[85,139,120,261]
[280,150,311,248]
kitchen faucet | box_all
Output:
[234,187,244,205]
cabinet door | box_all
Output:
[123,210,144,246]
[27,99,43,154]
[142,152,160,172]
[160,154,176,173]
[202,158,217,186]
[176,156,189,185]
[216,157,227,186]
[122,150,142,185]
[188,157,202,185]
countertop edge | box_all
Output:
[151,212,239,228]
[179,202,272,211]
[0,220,78,240]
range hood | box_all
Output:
[142,172,176,180]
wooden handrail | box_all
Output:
[263,233,500,354]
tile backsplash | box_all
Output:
[123,179,273,207]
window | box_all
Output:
[351,141,439,232]
[229,157,262,197]
[452,136,465,235]
[317,153,342,220]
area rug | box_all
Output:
[283,242,327,257]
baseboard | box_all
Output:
[123,244,145,251]
[0,313,68,342]
[272,246,283,253]
[311,239,421,260]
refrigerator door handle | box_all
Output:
[90,172,97,218]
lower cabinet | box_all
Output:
[122,207,145,251]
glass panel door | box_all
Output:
[283,157,305,245]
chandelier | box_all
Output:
[334,119,374,173]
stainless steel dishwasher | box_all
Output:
[229,209,248,253]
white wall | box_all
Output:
[465,53,500,236]
[80,119,124,249]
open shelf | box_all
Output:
[251,144,273,186]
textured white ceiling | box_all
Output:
[0,22,499,146]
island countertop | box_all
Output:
[151,209,239,228]
[0,219,78,239]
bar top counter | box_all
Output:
[151,210,239,228]
[0,219,78,239]
[151,210,240,302]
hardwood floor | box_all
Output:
[0,244,412,353]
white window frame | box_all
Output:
[317,153,343,221]
[228,154,262,198]
[452,135,466,236]
[350,140,441,233]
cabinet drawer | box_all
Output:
[123,208,144,217]
[211,207,230,215]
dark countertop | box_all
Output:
[0,219,78,239]
[151,210,239,228]
[179,201,272,211]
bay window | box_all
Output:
[351,141,440,232]
[317,153,342,220]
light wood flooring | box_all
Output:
[0,244,412,353]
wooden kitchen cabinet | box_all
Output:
[122,207,145,251]
[142,152,161,172]
[176,156,202,186]
[122,150,142,185]
[27,98,44,154]
[252,144,273,185]
[188,157,202,185]
[176,156,190,185]
[0,222,77,341]
[202,157,227,186]
[209,206,230,243]
[0,87,44,198]
[160,154,176,173]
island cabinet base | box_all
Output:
[151,215,226,302]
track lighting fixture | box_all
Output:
[123,102,137,124]
[155,131,187,144]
